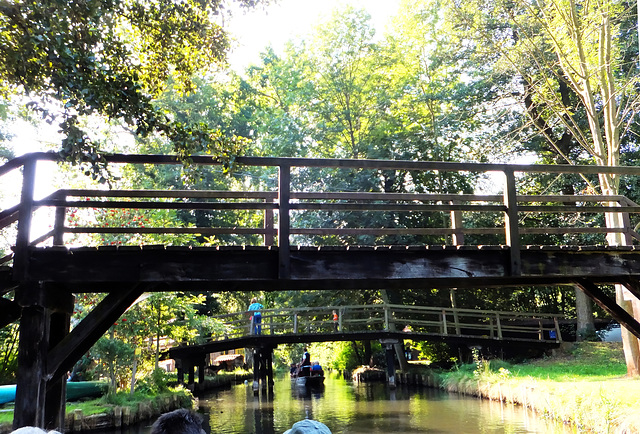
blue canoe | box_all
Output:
[0,381,108,405]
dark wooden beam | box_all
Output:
[46,285,144,380]
[574,279,640,339]
[0,297,21,328]
[13,303,49,429]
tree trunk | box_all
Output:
[130,349,137,396]
[606,208,640,375]
[575,287,595,341]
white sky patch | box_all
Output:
[226,0,401,71]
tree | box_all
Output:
[448,0,640,372]
[0,0,265,180]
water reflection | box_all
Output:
[112,373,573,434]
[197,373,572,434]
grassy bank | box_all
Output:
[0,369,252,432]
[435,342,639,433]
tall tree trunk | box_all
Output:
[575,287,595,341]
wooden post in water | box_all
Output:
[252,349,261,394]
[260,347,268,391]
[381,339,397,389]
[266,348,274,388]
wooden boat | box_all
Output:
[0,381,108,405]
[292,366,324,387]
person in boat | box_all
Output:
[248,297,264,335]
[151,408,206,434]
[300,347,311,376]
[311,361,323,373]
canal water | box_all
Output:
[119,373,573,433]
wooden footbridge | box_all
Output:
[4,153,640,430]
[166,303,563,390]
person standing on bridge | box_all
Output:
[248,297,264,335]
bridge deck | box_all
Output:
[22,244,640,291]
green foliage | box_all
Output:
[0,0,264,178]
[91,335,135,394]
[0,323,18,384]
[414,340,457,366]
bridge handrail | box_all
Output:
[188,304,562,345]
[3,153,640,276]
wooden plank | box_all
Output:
[58,189,278,200]
[289,203,506,212]
[67,227,273,235]
[38,199,277,211]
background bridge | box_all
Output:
[166,304,563,389]
[3,153,640,429]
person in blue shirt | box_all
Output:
[248,297,264,335]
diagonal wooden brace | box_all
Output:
[574,278,640,340]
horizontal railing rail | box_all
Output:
[184,304,563,345]
[3,153,640,275]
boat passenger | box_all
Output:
[151,408,206,434]
[283,419,332,434]
[300,348,311,375]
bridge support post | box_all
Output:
[265,349,274,388]
[252,346,274,393]
[13,283,73,431]
[385,344,396,389]
[252,349,261,393]
[380,339,399,389]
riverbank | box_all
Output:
[415,342,639,434]
[0,371,252,433]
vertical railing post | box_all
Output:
[489,317,495,339]
[52,194,67,246]
[293,313,298,334]
[14,156,37,280]
[278,164,291,279]
[384,304,390,331]
[503,169,522,276]
[538,320,543,341]
[450,200,465,246]
[441,310,448,335]
[338,308,343,332]
[496,313,503,340]
[263,196,274,247]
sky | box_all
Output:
[9,0,402,157]
[3,0,405,203]
[225,0,402,70]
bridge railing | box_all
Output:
[195,304,563,344]
[3,153,640,278]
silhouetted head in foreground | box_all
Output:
[283,419,332,434]
[151,409,205,434]
[11,428,61,434]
